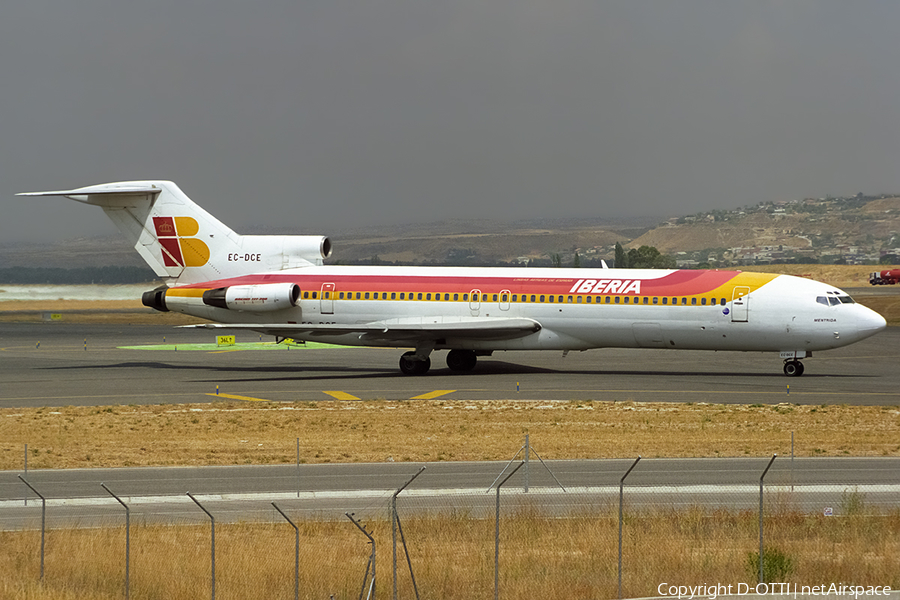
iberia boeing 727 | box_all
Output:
[19,181,887,376]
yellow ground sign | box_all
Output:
[216,335,236,346]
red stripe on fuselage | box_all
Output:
[174,269,743,296]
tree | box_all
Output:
[624,245,676,269]
[573,252,581,268]
[614,242,628,268]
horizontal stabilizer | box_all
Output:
[17,183,163,206]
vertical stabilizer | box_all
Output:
[19,181,241,285]
[19,180,332,285]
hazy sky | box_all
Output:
[3,1,900,244]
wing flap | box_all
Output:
[181,317,541,343]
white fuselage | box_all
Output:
[163,266,887,355]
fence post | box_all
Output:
[18,475,45,580]
[618,457,641,599]
[101,483,130,600]
[346,512,376,600]
[272,503,299,600]
[392,466,425,600]
[494,461,524,600]
[524,434,529,493]
[759,454,777,584]
[187,493,216,600]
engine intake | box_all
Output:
[202,283,301,312]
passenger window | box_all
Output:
[585,296,591,303]
[391,292,396,300]
[501,294,508,302]
[615,297,620,304]
[303,291,309,299]
[538,295,544,302]
[339,292,344,299]
[463,294,469,301]
[426,293,431,301]
[364,292,370,299]
[653,297,658,305]
[577,296,582,303]
[691,298,697,305]
[624,297,629,304]
[720,298,726,306]
[605,296,611,304]
[493,294,498,302]
[549,295,555,303]
[701,298,706,305]
[662,297,667,305]
[643,297,648,305]
[417,293,422,300]
[681,298,687,305]
[530,295,536,302]
[312,292,318,299]
[444,294,450,301]
[454,293,459,301]
[511,294,517,302]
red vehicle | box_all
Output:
[869,269,900,285]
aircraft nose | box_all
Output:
[856,306,887,339]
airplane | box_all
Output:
[19,180,887,377]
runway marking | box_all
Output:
[206,393,271,402]
[323,391,360,400]
[411,390,457,400]
[3,484,900,512]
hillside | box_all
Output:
[630,195,900,267]
[2,195,898,271]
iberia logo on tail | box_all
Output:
[152,216,210,267]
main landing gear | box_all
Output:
[783,359,805,377]
[398,349,480,375]
[399,351,431,375]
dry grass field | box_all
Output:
[3,507,899,599]
[2,399,899,470]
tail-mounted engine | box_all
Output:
[142,285,169,312]
[202,283,301,312]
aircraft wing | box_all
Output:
[181,317,541,343]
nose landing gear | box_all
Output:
[783,359,805,377]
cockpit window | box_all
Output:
[838,296,855,304]
[828,297,840,306]
[816,296,828,306]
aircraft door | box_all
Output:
[731,286,749,322]
[500,289,511,311]
[320,283,335,314]
[469,289,481,316]
[632,322,665,348]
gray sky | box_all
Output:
[3,1,900,244]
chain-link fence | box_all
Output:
[2,453,899,599]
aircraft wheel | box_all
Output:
[399,351,431,375]
[446,349,478,372]
[783,360,804,377]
